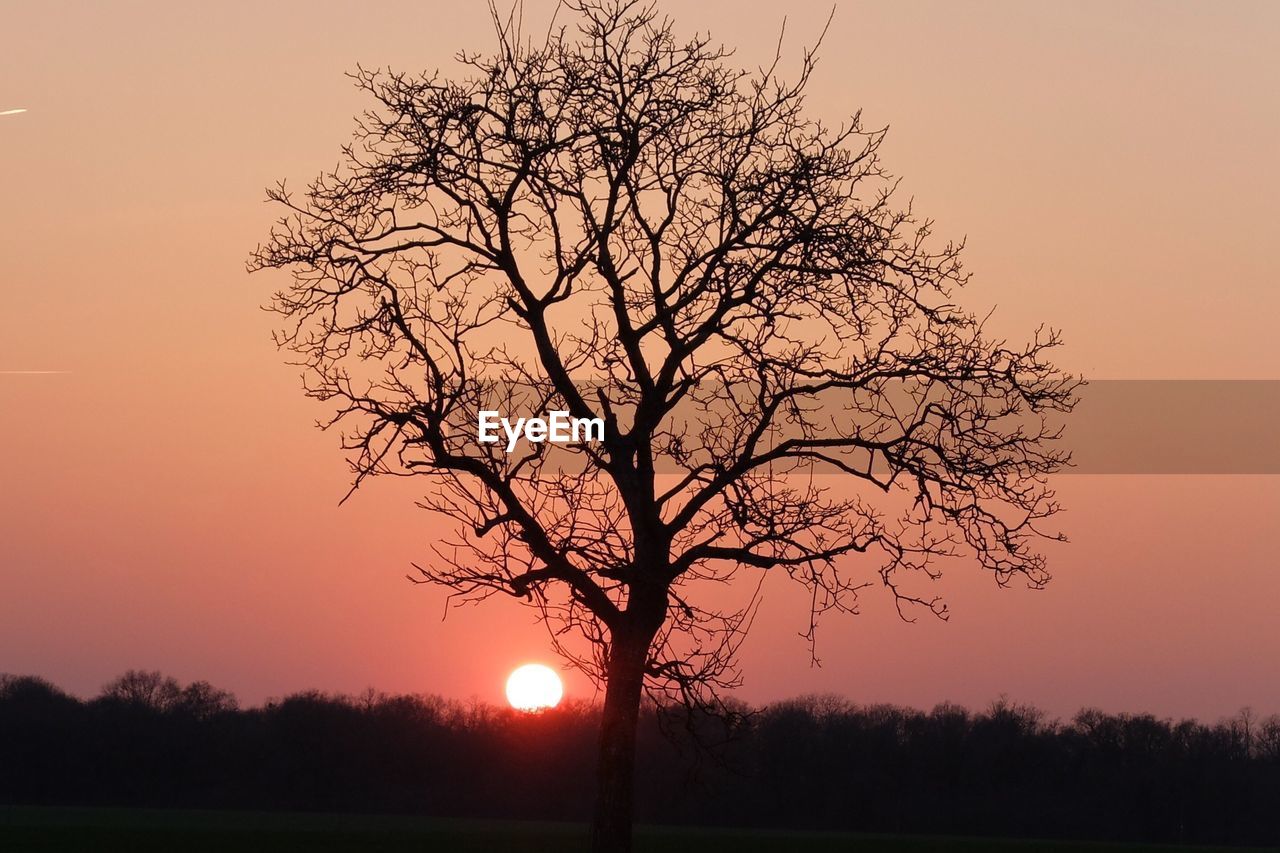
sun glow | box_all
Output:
[505,664,563,712]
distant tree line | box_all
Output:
[2,672,1278,847]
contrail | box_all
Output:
[0,108,27,116]
[0,370,70,375]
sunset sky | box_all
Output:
[2,0,1278,719]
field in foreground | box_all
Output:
[1,808,1276,853]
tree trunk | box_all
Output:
[589,628,650,853]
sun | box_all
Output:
[505,663,563,712]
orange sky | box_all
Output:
[2,0,1278,718]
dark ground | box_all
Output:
[2,808,1277,853]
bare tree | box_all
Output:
[250,2,1077,849]
[102,670,183,711]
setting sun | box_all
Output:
[505,664,563,712]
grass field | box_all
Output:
[1,807,1275,853]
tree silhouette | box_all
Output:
[250,2,1077,849]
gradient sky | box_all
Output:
[2,0,1278,719]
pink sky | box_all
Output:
[2,1,1278,718]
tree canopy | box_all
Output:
[251,4,1078,847]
